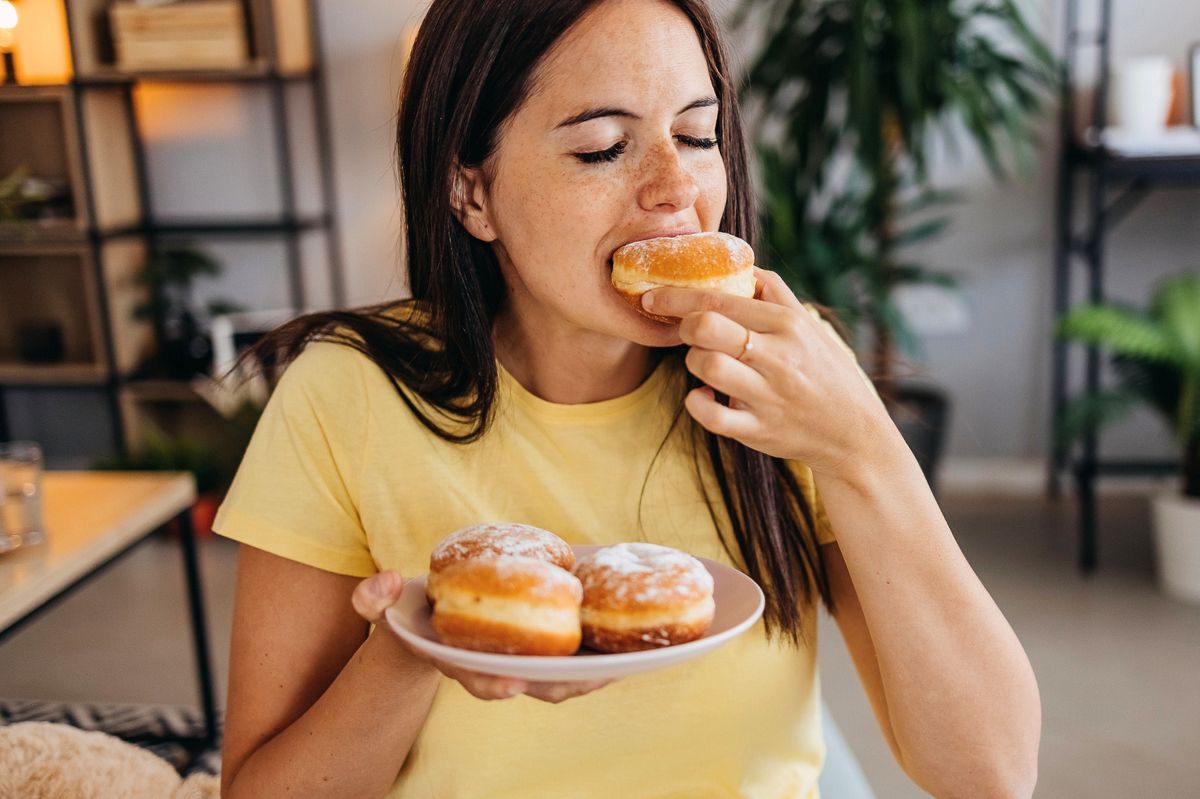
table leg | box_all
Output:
[176,508,220,748]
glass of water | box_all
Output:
[0,441,45,553]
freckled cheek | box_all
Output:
[695,159,728,225]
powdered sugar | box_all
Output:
[432,522,570,564]
[481,555,584,601]
[575,543,713,605]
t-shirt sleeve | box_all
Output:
[212,341,376,577]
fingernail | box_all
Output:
[641,291,655,310]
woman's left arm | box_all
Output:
[642,271,1041,799]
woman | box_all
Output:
[215,1,1041,797]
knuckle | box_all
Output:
[696,311,724,340]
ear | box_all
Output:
[450,165,498,242]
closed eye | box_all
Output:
[677,134,718,150]
[575,141,627,164]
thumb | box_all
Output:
[351,570,405,623]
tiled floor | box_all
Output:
[1,492,1197,797]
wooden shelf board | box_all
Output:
[74,60,314,86]
[0,220,89,246]
[0,363,108,386]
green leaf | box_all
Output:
[1057,306,1181,364]
[1153,273,1200,369]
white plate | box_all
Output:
[384,545,765,682]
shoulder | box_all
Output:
[277,340,378,407]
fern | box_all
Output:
[1058,273,1200,496]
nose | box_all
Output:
[636,140,700,213]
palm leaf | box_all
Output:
[1057,305,1182,364]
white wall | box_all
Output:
[156,0,1200,464]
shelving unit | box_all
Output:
[0,0,344,459]
[1049,0,1197,572]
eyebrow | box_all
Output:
[554,95,718,129]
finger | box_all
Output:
[448,669,528,701]
[524,680,613,704]
[684,385,760,440]
[642,287,789,333]
[684,347,770,402]
[678,310,750,357]
[351,570,405,623]
[753,268,805,311]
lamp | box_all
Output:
[0,1,17,85]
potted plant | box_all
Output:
[132,245,242,380]
[1057,273,1200,602]
[738,0,1056,485]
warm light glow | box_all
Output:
[0,2,16,52]
[0,2,17,30]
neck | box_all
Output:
[492,306,658,405]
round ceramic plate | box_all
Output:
[383,545,765,682]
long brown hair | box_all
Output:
[248,0,831,643]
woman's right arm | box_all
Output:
[222,544,611,797]
[220,544,441,798]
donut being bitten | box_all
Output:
[427,522,575,602]
[611,232,756,322]
[427,556,583,656]
[573,543,716,653]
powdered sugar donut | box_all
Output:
[427,555,583,656]
[427,522,575,602]
[573,543,715,653]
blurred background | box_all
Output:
[0,1,1197,797]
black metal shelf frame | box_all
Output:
[1050,0,1195,573]
[0,0,345,454]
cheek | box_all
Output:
[489,159,617,278]
[697,157,728,225]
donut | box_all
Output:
[573,543,715,653]
[427,555,584,656]
[427,522,575,602]
[611,232,756,322]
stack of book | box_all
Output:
[109,0,250,72]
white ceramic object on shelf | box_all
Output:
[1111,56,1174,134]
[1151,491,1200,604]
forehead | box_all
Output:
[527,0,716,116]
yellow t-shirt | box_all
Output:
[214,336,838,799]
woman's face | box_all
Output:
[466,0,728,348]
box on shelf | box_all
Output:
[109,0,250,72]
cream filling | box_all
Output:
[433,593,580,635]
[581,596,715,631]
[612,270,755,298]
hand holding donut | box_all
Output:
[351,570,611,704]
[625,236,894,479]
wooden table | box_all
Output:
[0,471,218,747]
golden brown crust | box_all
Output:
[612,232,754,282]
[430,557,583,605]
[433,613,581,656]
[581,620,710,653]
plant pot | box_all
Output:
[1151,491,1200,604]
[890,382,950,492]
